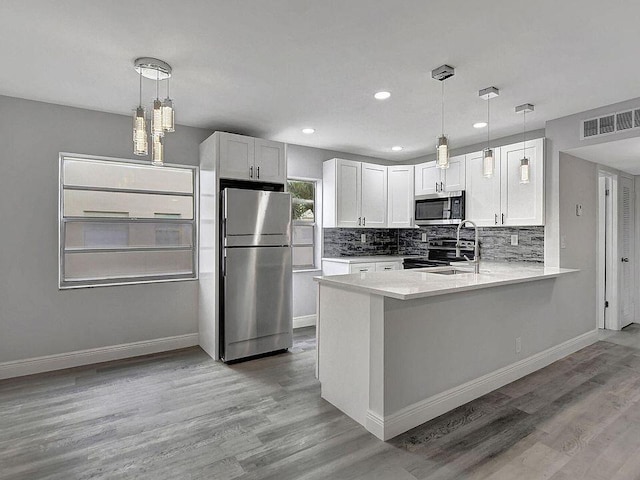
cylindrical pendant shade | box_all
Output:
[520,157,530,184]
[152,134,164,166]
[483,148,494,178]
[436,135,450,169]
[161,98,175,132]
[152,99,164,137]
[133,107,148,156]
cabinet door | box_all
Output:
[336,159,362,227]
[387,165,415,228]
[465,150,502,227]
[375,261,402,272]
[500,138,544,226]
[254,138,286,184]
[443,155,466,192]
[349,263,377,273]
[219,133,255,181]
[414,161,442,196]
[361,163,388,227]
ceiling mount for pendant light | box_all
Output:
[132,58,175,165]
[432,64,454,170]
[479,86,499,178]
[516,103,534,184]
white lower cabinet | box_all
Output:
[322,259,403,275]
[465,138,544,227]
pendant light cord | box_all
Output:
[138,70,143,107]
[487,97,490,149]
[523,109,527,155]
[441,81,445,135]
[156,70,159,100]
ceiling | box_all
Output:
[568,137,640,175]
[1,1,640,161]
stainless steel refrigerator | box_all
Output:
[221,187,293,362]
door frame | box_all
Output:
[597,170,619,330]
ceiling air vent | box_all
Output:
[581,108,640,140]
[617,111,633,131]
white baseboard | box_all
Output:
[294,314,316,329]
[367,329,599,441]
[0,333,199,380]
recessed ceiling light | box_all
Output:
[391,146,403,152]
[302,128,315,134]
[473,122,488,129]
[374,91,391,100]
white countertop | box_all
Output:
[322,255,417,264]
[314,262,579,300]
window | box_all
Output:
[288,179,316,269]
[59,154,197,288]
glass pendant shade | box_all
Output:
[161,98,175,132]
[152,134,164,166]
[133,107,148,156]
[436,135,450,169]
[520,157,530,184]
[152,99,164,137]
[483,148,494,178]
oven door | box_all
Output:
[415,197,454,225]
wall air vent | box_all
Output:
[581,109,640,140]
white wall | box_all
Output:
[286,144,390,322]
[0,95,212,364]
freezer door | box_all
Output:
[223,188,291,246]
[223,245,293,361]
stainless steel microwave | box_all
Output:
[414,191,465,225]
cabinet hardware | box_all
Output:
[257,166,260,179]
[363,217,366,226]
[358,217,361,226]
[501,213,505,224]
[494,214,498,225]
[435,181,439,192]
[249,166,253,178]
[622,257,630,263]
[441,182,444,192]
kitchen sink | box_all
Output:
[429,268,473,275]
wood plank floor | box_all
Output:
[3,326,640,479]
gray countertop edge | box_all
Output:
[314,268,580,300]
[321,255,417,264]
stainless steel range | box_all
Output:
[403,238,476,269]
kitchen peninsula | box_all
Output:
[314,263,587,440]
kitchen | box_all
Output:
[2,1,640,479]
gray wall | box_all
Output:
[0,95,212,363]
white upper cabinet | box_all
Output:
[414,155,465,196]
[219,133,255,181]
[218,132,286,184]
[387,165,415,228]
[323,159,390,228]
[361,163,388,227]
[414,161,441,196]
[254,138,286,183]
[465,150,502,226]
[443,155,466,192]
[465,138,545,227]
[500,138,544,226]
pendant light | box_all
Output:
[516,103,534,184]
[479,86,499,178]
[133,58,174,164]
[132,70,148,156]
[432,65,455,169]
[161,77,175,132]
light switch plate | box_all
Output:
[576,204,583,216]
[511,234,519,246]
[361,233,367,243]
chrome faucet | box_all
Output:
[456,220,480,274]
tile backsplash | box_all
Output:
[323,226,544,263]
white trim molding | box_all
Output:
[0,333,199,380]
[367,329,599,441]
[293,314,316,329]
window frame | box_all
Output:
[58,153,199,289]
[287,177,317,270]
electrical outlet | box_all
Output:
[515,337,522,354]
[576,204,583,216]
[361,233,367,243]
[511,234,519,246]
[421,232,428,242]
